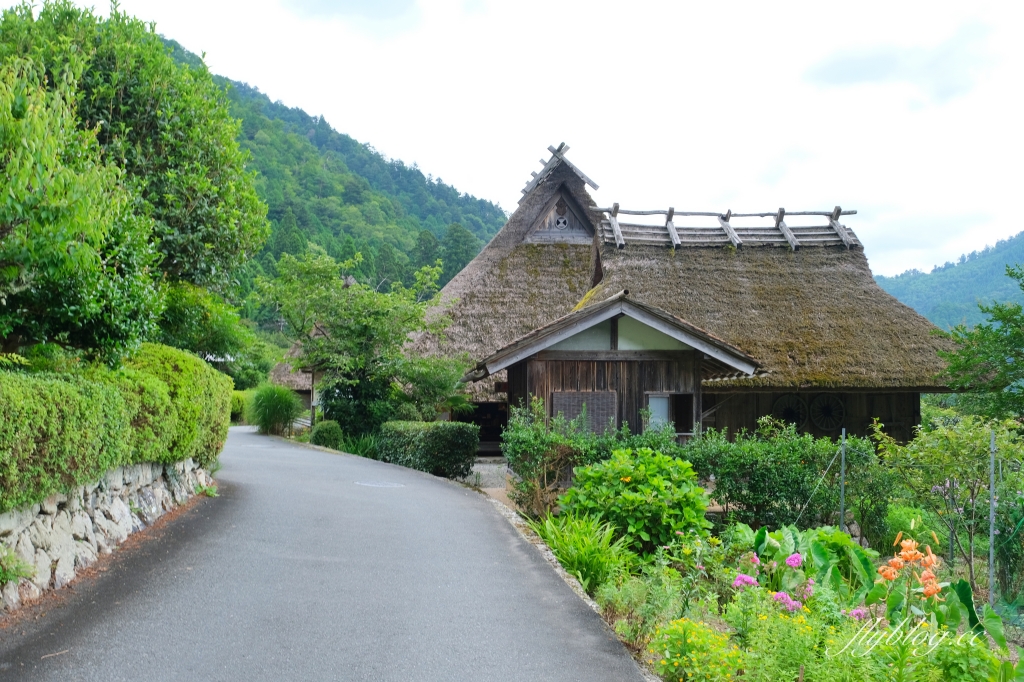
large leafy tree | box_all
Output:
[940,265,1024,419]
[157,282,275,389]
[440,222,481,285]
[257,246,466,434]
[0,0,269,289]
[0,58,160,361]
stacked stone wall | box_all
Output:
[0,460,209,613]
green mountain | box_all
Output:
[164,40,506,293]
[875,232,1024,330]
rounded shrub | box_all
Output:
[392,402,422,421]
[558,448,711,556]
[247,383,303,435]
[126,343,232,467]
[310,420,344,450]
[378,421,480,478]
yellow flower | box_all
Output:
[620,476,632,482]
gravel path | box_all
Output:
[0,427,645,682]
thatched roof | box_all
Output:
[269,342,312,392]
[586,245,949,389]
[410,159,601,399]
[416,146,949,394]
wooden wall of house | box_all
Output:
[702,391,921,443]
[507,350,701,434]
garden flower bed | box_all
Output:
[509,404,1024,681]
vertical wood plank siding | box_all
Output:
[704,391,921,442]
[507,352,698,433]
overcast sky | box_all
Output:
[13,0,1023,276]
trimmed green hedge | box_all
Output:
[311,420,344,450]
[126,343,232,467]
[0,344,231,513]
[378,421,480,479]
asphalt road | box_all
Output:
[0,427,644,681]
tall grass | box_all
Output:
[529,513,636,594]
[247,384,303,435]
[339,433,380,459]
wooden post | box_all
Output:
[610,203,625,249]
[693,353,703,436]
[665,206,681,248]
[718,210,743,248]
[990,429,997,606]
[775,207,801,251]
[840,428,846,532]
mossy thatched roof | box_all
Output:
[586,244,949,389]
[415,150,949,394]
[410,162,600,399]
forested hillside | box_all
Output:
[875,231,1024,329]
[164,40,506,295]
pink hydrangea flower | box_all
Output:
[732,574,758,589]
[750,554,760,565]
[785,553,803,569]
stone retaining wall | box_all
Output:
[0,460,210,614]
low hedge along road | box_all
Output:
[0,427,646,681]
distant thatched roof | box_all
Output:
[269,342,312,392]
[414,147,950,394]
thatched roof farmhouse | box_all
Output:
[419,144,950,443]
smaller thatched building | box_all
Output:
[416,144,951,446]
[270,342,318,410]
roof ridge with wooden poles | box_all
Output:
[591,205,860,250]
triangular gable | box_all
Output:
[519,142,599,203]
[463,291,759,381]
[524,188,594,245]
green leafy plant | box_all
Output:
[310,420,344,450]
[874,415,1021,591]
[751,525,878,607]
[230,390,252,423]
[529,513,636,594]
[884,504,944,554]
[596,560,686,651]
[377,421,479,478]
[559,448,711,557]
[0,545,33,586]
[339,433,381,459]
[194,484,219,498]
[246,383,304,436]
[0,56,160,363]
[650,618,744,682]
[683,418,878,530]
[256,246,458,437]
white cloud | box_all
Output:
[8,0,1022,276]
[806,23,991,103]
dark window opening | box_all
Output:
[649,393,695,434]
